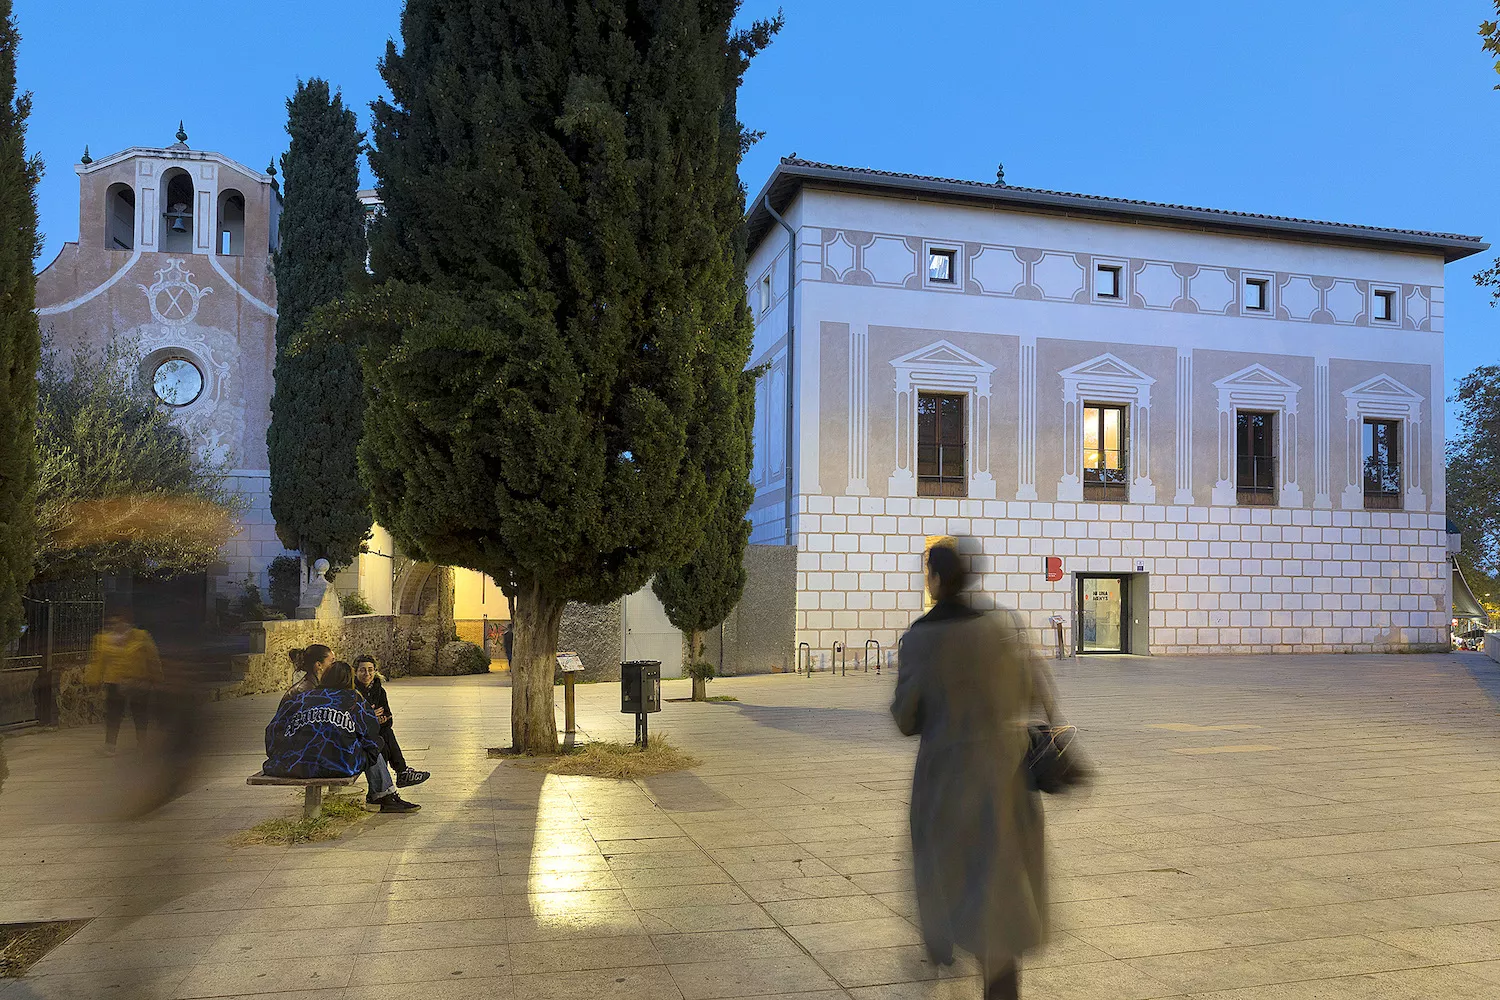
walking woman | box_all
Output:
[85,605,164,754]
[891,542,1060,1000]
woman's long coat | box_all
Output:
[891,603,1055,967]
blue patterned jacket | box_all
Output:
[262,688,385,779]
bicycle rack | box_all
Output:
[865,639,881,675]
[831,641,846,676]
[797,642,811,676]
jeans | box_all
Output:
[365,753,395,799]
[104,683,150,746]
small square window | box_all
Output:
[1373,289,1396,323]
[1245,278,1268,311]
[1096,264,1121,299]
[928,248,956,284]
[758,273,772,313]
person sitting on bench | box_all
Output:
[262,660,419,814]
[282,645,333,702]
[353,655,429,789]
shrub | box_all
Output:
[437,640,489,675]
[340,591,375,616]
[233,580,285,622]
[268,555,300,616]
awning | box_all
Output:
[1453,563,1490,623]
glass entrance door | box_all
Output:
[1078,575,1129,653]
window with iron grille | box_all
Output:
[1363,419,1401,509]
[1082,404,1128,500]
[1236,411,1277,505]
[917,392,967,497]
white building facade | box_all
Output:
[744,159,1485,657]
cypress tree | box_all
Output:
[267,79,371,569]
[652,368,757,701]
[339,0,777,752]
[0,0,41,647]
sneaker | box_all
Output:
[378,794,420,814]
[396,768,430,788]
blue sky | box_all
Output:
[15,1,1499,431]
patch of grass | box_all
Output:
[1,920,90,978]
[706,695,739,703]
[507,736,699,779]
[229,793,370,847]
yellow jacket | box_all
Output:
[84,629,163,687]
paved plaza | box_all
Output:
[3,652,1500,999]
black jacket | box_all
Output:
[355,675,393,728]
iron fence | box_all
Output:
[1,596,105,728]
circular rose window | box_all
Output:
[151,357,204,406]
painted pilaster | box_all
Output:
[1017,336,1038,501]
[847,324,868,495]
[1174,350,1193,505]
[1314,358,1331,508]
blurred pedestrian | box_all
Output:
[85,605,163,754]
[891,542,1061,1000]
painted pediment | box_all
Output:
[1213,363,1299,392]
[890,339,996,373]
[1343,373,1424,402]
[1059,352,1155,385]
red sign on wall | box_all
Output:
[1045,556,1063,582]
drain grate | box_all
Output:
[0,920,91,978]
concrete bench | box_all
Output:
[247,772,359,820]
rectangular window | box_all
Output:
[1096,264,1122,299]
[1374,289,1396,322]
[1245,278,1268,311]
[758,273,772,313]
[917,392,967,497]
[928,248,956,284]
[1082,404,1128,500]
[1235,411,1277,505]
[1363,419,1401,509]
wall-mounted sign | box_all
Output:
[1136,561,1146,573]
[1045,556,1063,582]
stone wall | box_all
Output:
[703,544,798,674]
[559,600,624,683]
[231,609,455,696]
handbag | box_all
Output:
[1026,723,1090,793]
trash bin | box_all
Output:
[621,660,662,715]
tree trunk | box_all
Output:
[511,581,564,754]
[690,629,706,702]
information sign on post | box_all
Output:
[556,652,583,734]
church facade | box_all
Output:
[744,159,1485,657]
[34,135,285,595]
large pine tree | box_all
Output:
[0,0,41,647]
[335,0,776,752]
[267,79,372,569]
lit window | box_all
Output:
[1096,264,1122,299]
[1083,404,1128,500]
[1245,278,1268,311]
[917,392,966,496]
[928,248,956,284]
[1373,289,1396,322]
